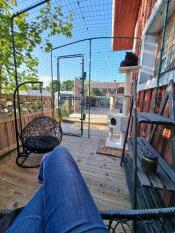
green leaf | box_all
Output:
[0,1,73,93]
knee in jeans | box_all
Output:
[53,146,69,156]
[48,146,73,163]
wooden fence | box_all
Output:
[0,94,52,157]
[0,111,52,157]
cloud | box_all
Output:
[39,75,56,86]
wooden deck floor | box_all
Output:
[0,135,131,211]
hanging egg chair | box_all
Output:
[22,115,62,154]
[13,81,62,168]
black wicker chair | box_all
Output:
[16,115,63,168]
[21,115,62,154]
[14,81,63,168]
[101,208,175,232]
[1,207,175,233]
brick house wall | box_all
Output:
[154,12,175,75]
[134,0,157,54]
[135,4,175,173]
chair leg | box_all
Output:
[16,152,40,168]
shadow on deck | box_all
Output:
[0,135,131,211]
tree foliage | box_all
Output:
[46,80,59,93]
[61,80,74,91]
[90,88,105,96]
[0,0,73,93]
[46,79,74,92]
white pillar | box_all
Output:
[110,96,116,112]
[120,66,141,148]
[105,66,141,149]
[123,72,130,115]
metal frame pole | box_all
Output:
[11,17,19,89]
[133,76,138,210]
[51,36,140,52]
[88,39,92,138]
[11,0,50,87]
[80,56,85,136]
[120,97,134,166]
[153,0,169,112]
[11,17,23,140]
[57,59,61,115]
[13,81,43,155]
[11,0,50,156]
[51,50,55,117]
[57,54,85,136]
[50,37,141,138]
[40,82,44,115]
[133,75,138,232]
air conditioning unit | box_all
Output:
[107,113,128,132]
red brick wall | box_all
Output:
[134,1,175,173]
[130,0,175,208]
[137,84,175,206]
[134,0,157,54]
[137,85,174,169]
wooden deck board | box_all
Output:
[96,139,122,157]
[0,135,131,211]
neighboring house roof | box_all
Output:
[20,90,51,96]
[60,91,73,95]
[112,0,140,51]
[87,82,126,89]
[117,87,124,94]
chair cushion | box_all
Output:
[24,135,60,153]
[21,116,62,153]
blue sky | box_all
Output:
[14,0,127,85]
[38,39,126,86]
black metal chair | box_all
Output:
[13,81,63,168]
[1,207,175,233]
[101,208,175,232]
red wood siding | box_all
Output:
[112,0,140,51]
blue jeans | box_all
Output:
[6,146,108,233]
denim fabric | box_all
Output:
[6,146,108,233]
[5,188,44,233]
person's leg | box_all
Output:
[5,187,44,233]
[41,146,108,233]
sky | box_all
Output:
[13,0,127,86]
